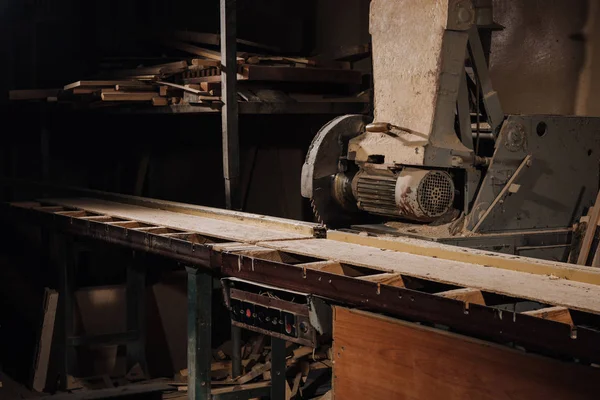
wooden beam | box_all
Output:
[332,307,600,400]
[64,80,149,90]
[100,92,156,101]
[523,306,574,326]
[438,288,486,305]
[31,289,59,392]
[9,89,60,101]
[242,65,362,84]
[578,190,600,265]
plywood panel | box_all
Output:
[333,307,599,400]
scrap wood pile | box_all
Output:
[9,30,370,109]
[167,334,333,400]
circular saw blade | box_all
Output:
[301,114,373,228]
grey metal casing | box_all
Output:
[468,115,600,232]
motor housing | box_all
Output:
[349,168,455,222]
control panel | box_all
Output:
[222,278,331,347]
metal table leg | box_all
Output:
[186,267,213,400]
[57,235,77,390]
[271,337,287,399]
[126,251,147,374]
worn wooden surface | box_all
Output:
[261,238,600,314]
[328,230,600,286]
[332,307,599,400]
[43,198,310,242]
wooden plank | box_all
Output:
[64,80,148,90]
[152,97,169,106]
[242,65,362,84]
[9,89,61,100]
[101,92,157,101]
[332,307,599,400]
[523,306,574,326]
[31,289,59,392]
[578,189,600,265]
[438,288,485,305]
[154,81,211,96]
[39,198,310,243]
[259,238,600,315]
[327,230,600,286]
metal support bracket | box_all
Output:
[468,26,504,133]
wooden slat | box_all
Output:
[327,230,600,286]
[578,190,600,265]
[31,289,58,392]
[242,65,362,84]
[64,80,148,90]
[438,288,485,305]
[523,306,574,326]
[332,307,599,400]
[101,92,157,101]
[9,89,61,101]
[259,238,600,315]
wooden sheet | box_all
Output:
[260,239,600,314]
[43,198,310,243]
[333,307,599,400]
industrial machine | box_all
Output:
[302,0,600,260]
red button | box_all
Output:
[285,323,292,334]
[246,309,252,318]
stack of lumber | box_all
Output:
[9,30,370,109]
[171,334,332,400]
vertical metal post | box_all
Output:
[220,0,240,210]
[185,267,212,400]
[231,325,242,378]
[271,337,287,399]
[58,235,77,389]
[126,251,147,373]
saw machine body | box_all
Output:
[301,0,600,259]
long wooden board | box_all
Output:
[242,65,362,84]
[332,307,599,400]
[259,238,600,314]
[40,198,309,243]
[328,230,600,286]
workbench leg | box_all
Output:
[231,324,242,378]
[186,267,212,400]
[126,252,147,374]
[271,337,287,400]
[220,0,241,210]
[57,235,77,390]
